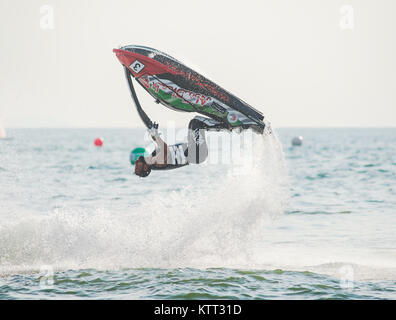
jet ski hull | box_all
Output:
[114,45,266,133]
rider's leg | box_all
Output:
[186,117,209,164]
[190,116,230,131]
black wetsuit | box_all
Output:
[151,117,209,170]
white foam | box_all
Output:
[0,132,291,274]
[2,131,394,281]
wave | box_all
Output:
[0,131,290,274]
[2,131,395,282]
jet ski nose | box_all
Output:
[113,48,131,68]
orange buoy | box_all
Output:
[94,137,103,147]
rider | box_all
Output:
[134,116,226,177]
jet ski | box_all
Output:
[113,45,267,134]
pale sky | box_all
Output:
[0,0,395,128]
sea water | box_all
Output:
[0,128,395,299]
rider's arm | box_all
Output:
[150,131,168,151]
[148,128,168,166]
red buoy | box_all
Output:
[94,137,103,147]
